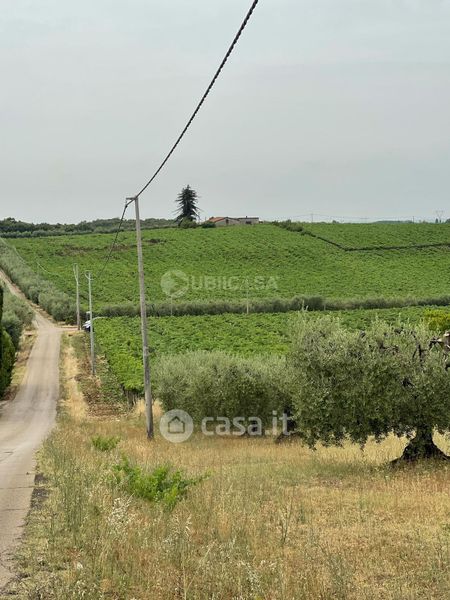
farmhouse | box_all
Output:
[208,216,260,226]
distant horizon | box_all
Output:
[1,213,449,227]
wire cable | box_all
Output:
[96,202,129,282]
[134,0,261,198]
[95,0,261,281]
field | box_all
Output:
[8,223,450,312]
[7,221,450,396]
[306,221,450,249]
[94,306,449,395]
[9,335,450,599]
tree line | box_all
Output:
[0,217,174,238]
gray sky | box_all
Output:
[1,0,450,223]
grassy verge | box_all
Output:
[5,336,450,599]
[70,332,129,412]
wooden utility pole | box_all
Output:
[128,196,154,439]
[73,264,81,330]
[85,271,95,375]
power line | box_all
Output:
[96,202,128,283]
[135,0,260,198]
[290,213,434,223]
[95,0,261,282]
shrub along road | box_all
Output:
[0,271,61,590]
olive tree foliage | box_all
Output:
[156,351,291,426]
[288,315,450,459]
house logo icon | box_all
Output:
[168,415,185,435]
[160,409,194,443]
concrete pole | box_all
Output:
[73,263,81,330]
[86,271,95,375]
[129,196,154,439]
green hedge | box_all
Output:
[98,292,450,320]
[0,240,76,322]
[155,351,292,425]
[2,288,34,348]
[0,329,15,396]
[0,287,15,396]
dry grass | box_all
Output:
[7,335,450,600]
[61,332,88,420]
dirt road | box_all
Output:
[0,274,61,590]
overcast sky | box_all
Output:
[1,0,450,223]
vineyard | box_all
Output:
[5,221,450,396]
[94,306,447,394]
[304,221,450,249]
[8,223,450,314]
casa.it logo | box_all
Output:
[160,270,189,299]
[159,409,194,443]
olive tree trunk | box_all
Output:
[394,426,449,463]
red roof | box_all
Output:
[208,216,260,223]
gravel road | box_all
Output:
[0,273,61,590]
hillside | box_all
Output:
[6,222,450,313]
[304,222,450,249]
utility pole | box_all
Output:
[85,271,95,375]
[73,264,81,330]
[127,196,154,439]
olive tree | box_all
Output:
[288,315,450,461]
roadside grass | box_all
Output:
[6,335,450,599]
[8,416,450,600]
[70,332,128,413]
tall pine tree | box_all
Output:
[175,185,200,225]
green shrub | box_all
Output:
[112,456,204,510]
[91,435,121,452]
[0,287,15,395]
[156,351,292,425]
[0,329,15,396]
[425,310,450,333]
[3,289,33,326]
[2,312,22,349]
[276,220,305,232]
[178,218,198,229]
